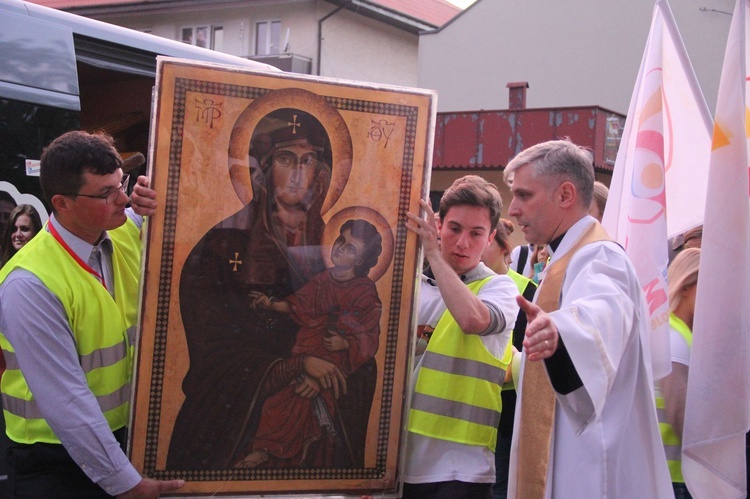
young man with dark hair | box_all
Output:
[0,131,184,497]
[403,175,519,499]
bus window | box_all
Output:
[0,98,78,217]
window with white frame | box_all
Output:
[255,20,281,55]
[212,25,224,52]
[181,25,223,50]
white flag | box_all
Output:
[602,0,712,380]
[682,0,750,496]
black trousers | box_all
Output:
[673,482,693,499]
[6,428,127,499]
[402,480,493,499]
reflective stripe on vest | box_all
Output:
[2,384,130,419]
[655,313,693,483]
[408,276,512,451]
[0,218,140,444]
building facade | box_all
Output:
[27,0,460,87]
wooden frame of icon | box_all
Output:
[128,56,435,497]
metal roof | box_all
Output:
[433,106,625,173]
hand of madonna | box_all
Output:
[302,356,347,399]
[294,375,321,398]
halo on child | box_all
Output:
[321,205,394,282]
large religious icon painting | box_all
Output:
[129,57,435,496]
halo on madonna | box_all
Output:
[228,87,353,217]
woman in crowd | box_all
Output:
[0,204,43,269]
[589,180,609,222]
[528,244,548,284]
[657,247,700,499]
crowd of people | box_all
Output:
[0,129,715,499]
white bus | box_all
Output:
[0,0,275,229]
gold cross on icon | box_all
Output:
[229,252,243,271]
[288,114,301,134]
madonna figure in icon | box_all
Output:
[168,88,381,471]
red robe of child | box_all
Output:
[250,269,382,467]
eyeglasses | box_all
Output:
[62,174,130,205]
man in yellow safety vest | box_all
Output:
[402,175,520,499]
[0,131,184,498]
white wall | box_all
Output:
[318,7,418,86]
[90,0,419,87]
[418,0,733,114]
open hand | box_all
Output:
[517,295,559,361]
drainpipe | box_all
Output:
[317,1,352,75]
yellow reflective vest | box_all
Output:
[655,313,693,483]
[507,268,532,294]
[409,276,512,451]
[506,268,535,346]
[0,218,141,444]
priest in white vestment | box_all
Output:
[503,139,672,498]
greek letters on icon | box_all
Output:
[195,98,223,128]
[368,119,396,148]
